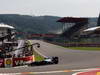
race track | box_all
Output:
[0,40,100,75]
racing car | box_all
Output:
[28,57,59,66]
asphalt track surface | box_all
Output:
[0,40,100,75]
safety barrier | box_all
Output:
[0,55,35,68]
[45,41,100,47]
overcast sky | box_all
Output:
[0,0,100,17]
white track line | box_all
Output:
[0,68,100,75]
[13,65,28,68]
[0,70,71,75]
[72,68,100,72]
[32,70,71,74]
[72,68,100,75]
[72,72,84,75]
[33,46,48,58]
[28,40,48,58]
[0,73,20,75]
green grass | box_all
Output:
[33,51,44,61]
[66,47,100,51]
[27,40,44,61]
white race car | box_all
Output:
[28,57,59,66]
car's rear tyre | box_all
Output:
[52,57,59,64]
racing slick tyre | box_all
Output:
[52,57,59,64]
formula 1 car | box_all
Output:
[28,57,59,66]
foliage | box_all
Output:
[0,14,61,34]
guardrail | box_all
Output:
[45,41,100,47]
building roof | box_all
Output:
[0,23,14,29]
[84,26,100,32]
[57,17,88,23]
[83,26,100,34]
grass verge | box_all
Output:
[66,47,100,51]
[27,40,44,61]
[33,51,44,61]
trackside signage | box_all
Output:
[5,58,13,67]
[0,59,4,67]
[0,55,35,67]
[13,56,35,66]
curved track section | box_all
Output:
[32,40,100,68]
[0,40,100,75]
